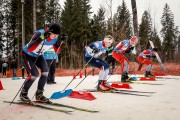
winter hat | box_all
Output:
[48,23,61,34]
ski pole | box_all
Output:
[74,67,95,89]
[137,58,147,71]
[106,64,120,82]
[10,38,46,105]
[94,63,119,84]
[62,54,96,91]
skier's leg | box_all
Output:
[84,57,110,90]
[35,56,50,103]
[20,53,39,103]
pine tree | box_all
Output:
[45,0,61,25]
[36,0,47,29]
[2,0,19,60]
[113,1,132,41]
[9,0,19,59]
[176,35,180,61]
[161,3,178,61]
[23,0,33,43]
[0,0,5,58]
[90,7,106,41]
[61,0,92,68]
[151,28,161,50]
[139,10,153,50]
[3,0,13,59]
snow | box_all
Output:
[0,74,180,120]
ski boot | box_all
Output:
[101,80,114,90]
[125,73,135,82]
[35,90,52,103]
[121,73,133,83]
[20,91,32,103]
[97,80,110,91]
[145,71,155,78]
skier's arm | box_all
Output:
[85,42,99,54]
[27,31,46,52]
[53,42,62,54]
[114,43,124,54]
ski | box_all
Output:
[109,81,163,85]
[33,101,99,113]
[113,89,155,94]
[128,81,163,85]
[82,89,151,97]
[4,101,73,113]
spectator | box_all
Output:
[10,59,18,77]
[43,46,59,84]
[2,61,8,78]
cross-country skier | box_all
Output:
[112,36,138,82]
[84,35,114,91]
[137,48,158,78]
[20,23,61,103]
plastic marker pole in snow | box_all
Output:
[79,72,82,78]
[73,73,76,79]
[0,80,5,90]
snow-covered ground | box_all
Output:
[0,74,180,120]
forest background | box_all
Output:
[0,0,179,71]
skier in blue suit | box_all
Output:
[20,23,62,103]
[84,35,114,91]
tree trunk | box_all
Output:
[33,0,36,31]
[131,0,141,53]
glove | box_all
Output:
[43,32,51,39]
[152,55,156,58]
[129,46,134,50]
[125,49,131,53]
[61,34,68,41]
[146,55,151,58]
[92,48,100,54]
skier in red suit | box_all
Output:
[137,48,158,77]
[112,36,138,82]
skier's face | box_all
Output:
[130,38,138,46]
[50,33,58,39]
[153,51,157,55]
[104,41,112,48]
